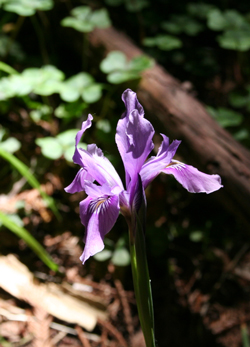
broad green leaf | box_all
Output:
[90,8,111,28]
[94,249,112,261]
[0,137,21,153]
[207,9,228,31]
[36,137,63,160]
[61,6,111,33]
[59,72,94,102]
[112,247,130,266]
[54,101,87,119]
[82,84,102,103]
[2,0,53,16]
[143,35,182,51]
[0,211,58,271]
[218,29,250,51]
[107,71,139,84]
[96,119,111,133]
[128,55,154,72]
[233,129,249,141]
[162,15,204,36]
[100,51,127,73]
[207,106,243,127]
[57,129,78,147]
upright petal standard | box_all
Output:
[65,89,223,264]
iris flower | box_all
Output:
[65,89,222,264]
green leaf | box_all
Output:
[128,55,154,72]
[207,9,228,31]
[59,72,95,102]
[143,35,182,51]
[2,0,53,16]
[233,129,249,141]
[162,15,204,36]
[100,51,127,73]
[57,129,78,147]
[82,84,102,103]
[0,61,18,75]
[207,106,243,127]
[61,6,111,33]
[94,249,112,262]
[0,137,21,153]
[36,137,63,160]
[0,211,58,271]
[54,101,87,119]
[107,71,139,84]
[218,29,250,51]
[112,248,130,266]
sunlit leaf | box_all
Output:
[100,51,127,73]
[2,0,53,16]
[36,137,63,160]
[0,137,21,153]
[112,247,130,266]
[61,6,111,33]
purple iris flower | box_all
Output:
[65,89,222,264]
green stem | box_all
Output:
[129,217,156,347]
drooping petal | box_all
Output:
[64,168,93,193]
[75,144,124,190]
[140,135,181,189]
[116,89,154,189]
[73,114,93,166]
[79,194,120,264]
[162,160,223,193]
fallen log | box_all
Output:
[89,27,250,227]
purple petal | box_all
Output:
[79,194,120,264]
[140,135,181,189]
[73,114,93,166]
[162,160,223,193]
[75,144,124,190]
[115,89,154,189]
[64,168,93,193]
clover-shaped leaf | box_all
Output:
[0,137,21,153]
[217,29,250,51]
[1,0,53,16]
[61,6,111,33]
[143,35,182,51]
[100,51,153,84]
[59,72,102,103]
[207,106,243,127]
[162,15,204,36]
[36,130,87,161]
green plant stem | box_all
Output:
[128,219,156,347]
[0,211,58,271]
[0,147,60,219]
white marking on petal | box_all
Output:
[89,196,111,214]
[166,160,186,171]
